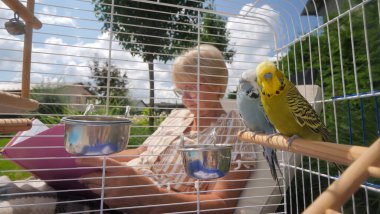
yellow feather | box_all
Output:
[256,61,329,142]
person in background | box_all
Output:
[76,44,256,214]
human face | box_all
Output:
[174,83,220,116]
[173,83,199,100]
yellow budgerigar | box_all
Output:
[255,61,329,143]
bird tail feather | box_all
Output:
[262,146,283,196]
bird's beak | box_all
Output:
[264,72,272,80]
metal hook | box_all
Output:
[14,12,20,20]
[125,106,131,118]
[211,128,217,145]
[83,104,95,115]
[177,134,185,148]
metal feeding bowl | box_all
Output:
[179,144,232,180]
[61,116,131,156]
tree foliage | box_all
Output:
[279,2,380,212]
[92,0,234,128]
[201,1,235,61]
[32,86,66,115]
[280,0,380,147]
[88,58,131,115]
[93,0,202,62]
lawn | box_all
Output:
[0,137,32,180]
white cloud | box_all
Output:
[0,2,281,105]
[226,4,280,93]
[0,2,75,27]
[0,34,24,83]
[27,32,161,102]
[0,2,14,22]
[37,6,77,27]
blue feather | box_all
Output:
[237,71,282,193]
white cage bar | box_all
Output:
[0,0,379,213]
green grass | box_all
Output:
[0,138,32,180]
[128,114,166,147]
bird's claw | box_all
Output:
[266,133,281,144]
[250,130,265,140]
[287,135,299,150]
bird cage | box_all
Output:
[0,0,379,213]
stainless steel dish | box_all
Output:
[61,116,131,156]
[179,144,232,180]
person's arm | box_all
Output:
[76,157,250,214]
[110,145,147,162]
[150,169,251,214]
[146,111,252,213]
[109,109,188,163]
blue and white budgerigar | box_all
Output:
[236,69,282,187]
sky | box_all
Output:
[0,0,321,103]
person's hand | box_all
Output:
[75,157,159,210]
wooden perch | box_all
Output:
[2,0,42,29]
[0,118,32,133]
[237,131,380,178]
[0,91,39,111]
[303,138,380,213]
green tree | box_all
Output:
[88,58,131,115]
[31,81,69,124]
[280,0,380,147]
[32,86,66,115]
[92,0,233,128]
[279,2,380,212]
[201,1,235,61]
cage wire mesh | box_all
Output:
[0,0,379,213]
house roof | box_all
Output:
[0,83,92,95]
[155,102,184,108]
[134,100,147,107]
[58,84,92,95]
[0,83,39,91]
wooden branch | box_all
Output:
[0,91,39,111]
[237,131,380,177]
[0,118,32,133]
[303,138,380,213]
[2,0,42,29]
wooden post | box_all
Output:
[20,0,35,98]
[303,138,380,213]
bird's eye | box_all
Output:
[248,90,259,99]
